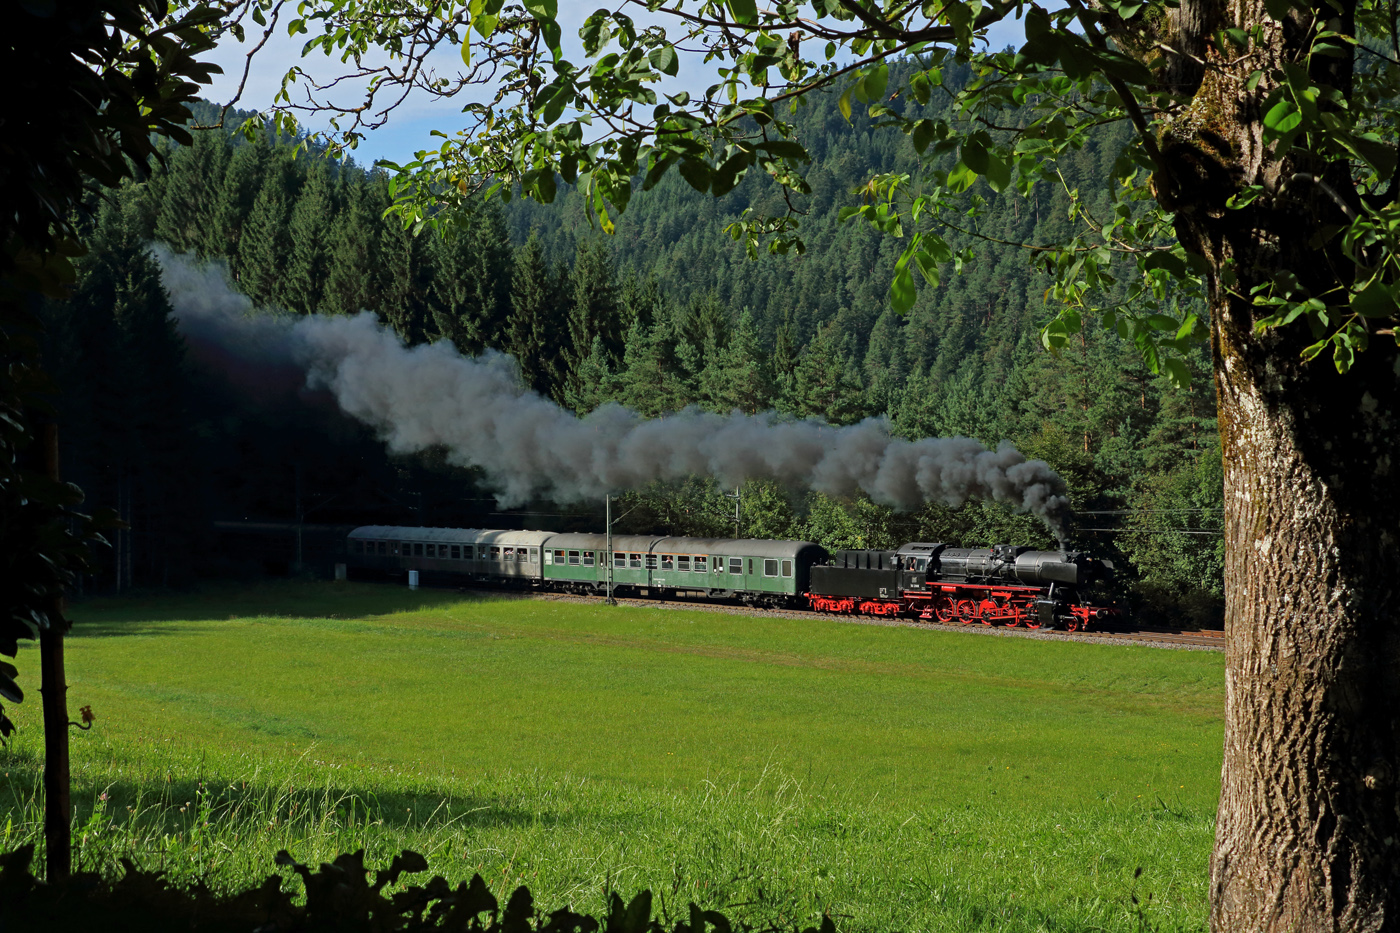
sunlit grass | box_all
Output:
[2,580,1223,932]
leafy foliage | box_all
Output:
[0,842,833,933]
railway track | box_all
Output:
[453,585,1226,651]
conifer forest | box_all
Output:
[48,82,1223,627]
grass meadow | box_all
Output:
[1,581,1224,932]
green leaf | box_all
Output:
[758,140,809,160]
[863,63,889,103]
[1264,0,1293,19]
[983,152,1011,192]
[649,47,679,76]
[911,119,936,154]
[710,150,751,196]
[913,250,941,287]
[1339,133,1398,180]
[1263,99,1301,135]
[460,39,471,67]
[889,265,916,314]
[522,0,556,19]
[909,72,931,105]
[727,0,758,25]
[838,86,853,122]
[946,161,977,193]
[1163,357,1191,387]
[1353,280,1399,319]
[678,158,712,193]
[960,137,989,174]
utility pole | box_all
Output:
[726,485,742,538]
[605,495,616,605]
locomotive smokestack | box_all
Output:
[159,250,1072,540]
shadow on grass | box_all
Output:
[64,580,526,638]
[0,745,566,843]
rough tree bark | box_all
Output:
[1150,0,1400,928]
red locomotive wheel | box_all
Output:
[956,599,977,624]
[935,602,956,623]
[978,599,998,625]
[1066,618,1081,633]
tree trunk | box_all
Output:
[38,424,71,882]
[1155,0,1400,927]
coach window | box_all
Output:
[583,551,595,566]
[398,543,408,556]
[645,554,658,570]
[504,547,516,562]
[763,559,779,577]
[694,556,707,572]
[781,559,793,577]
[748,558,754,575]
[677,555,690,572]
[425,544,435,557]
[529,547,539,562]
[567,550,580,565]
[660,554,674,570]
[462,546,473,559]
[629,553,642,568]
[614,551,626,569]
[728,557,743,575]
[486,546,498,561]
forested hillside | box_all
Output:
[44,84,1224,625]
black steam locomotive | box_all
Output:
[808,543,1116,631]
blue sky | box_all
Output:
[205,7,1031,168]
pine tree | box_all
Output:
[374,211,434,343]
[283,160,335,314]
[566,237,621,383]
[700,308,773,414]
[786,321,868,425]
[322,172,376,315]
[504,233,565,395]
[862,310,908,418]
[58,190,195,588]
[563,335,616,413]
[238,168,294,307]
[429,200,512,353]
[154,127,230,257]
[614,313,697,416]
[213,135,268,272]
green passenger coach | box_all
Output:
[346,526,827,608]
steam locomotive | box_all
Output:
[346,527,1116,632]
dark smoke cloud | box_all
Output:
[157,249,1072,540]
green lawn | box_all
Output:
[1,581,1224,932]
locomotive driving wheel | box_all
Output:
[978,599,999,626]
[934,600,956,623]
[956,599,977,624]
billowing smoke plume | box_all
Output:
[158,249,1071,540]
